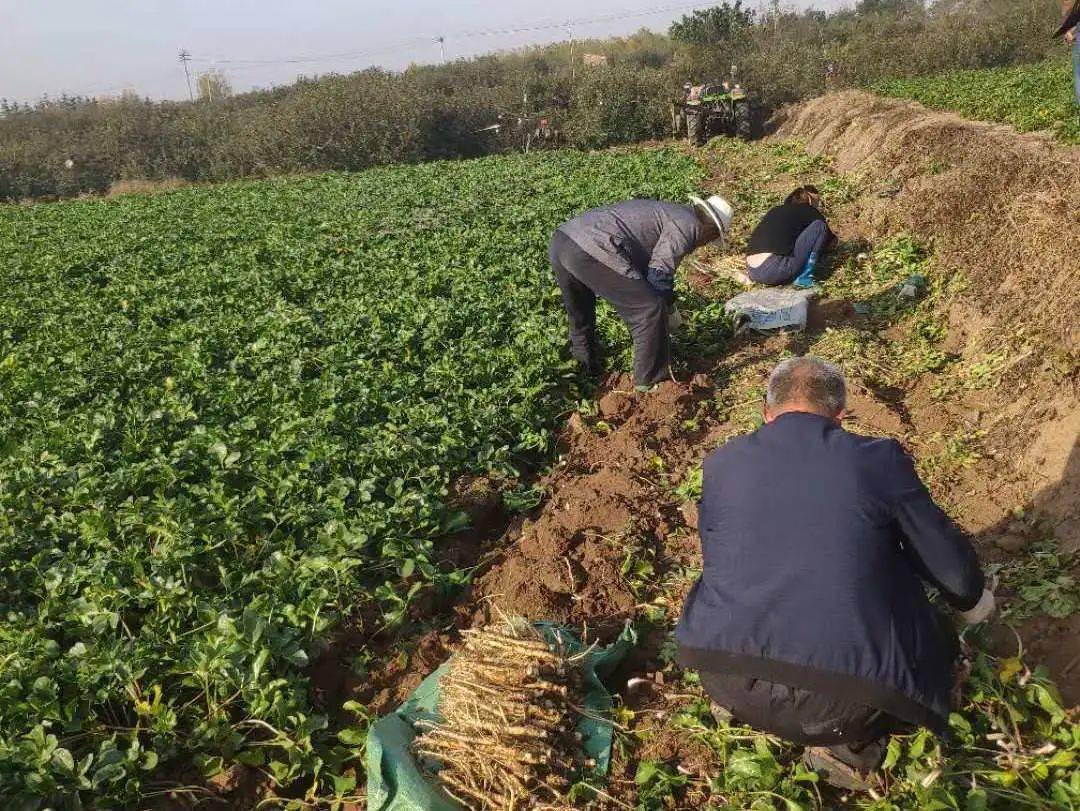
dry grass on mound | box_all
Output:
[106,177,191,197]
[774,91,1080,354]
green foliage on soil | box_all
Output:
[992,541,1080,622]
[633,648,1080,809]
[0,148,704,806]
[616,138,1080,810]
[874,58,1080,144]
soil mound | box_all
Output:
[471,379,711,631]
[773,90,1080,352]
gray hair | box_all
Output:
[766,356,847,415]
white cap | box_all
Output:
[689,194,734,236]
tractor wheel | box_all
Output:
[734,103,753,140]
[686,111,705,146]
[673,110,685,139]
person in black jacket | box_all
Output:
[745,186,837,287]
[675,356,994,788]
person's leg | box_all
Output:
[746,220,830,286]
[699,670,901,782]
[1073,38,1080,107]
[550,232,600,374]
[788,219,829,286]
[747,254,800,286]
[620,295,670,387]
[553,239,671,387]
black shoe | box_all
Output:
[802,745,879,792]
[574,357,602,377]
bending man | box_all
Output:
[745,185,836,288]
[676,357,994,788]
[550,195,733,391]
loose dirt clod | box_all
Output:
[413,620,585,809]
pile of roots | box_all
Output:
[413,621,589,810]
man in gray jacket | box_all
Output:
[550,195,733,389]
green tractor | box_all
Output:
[672,70,758,145]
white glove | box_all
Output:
[667,304,684,332]
[959,588,996,625]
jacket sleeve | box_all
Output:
[647,221,697,276]
[887,441,984,611]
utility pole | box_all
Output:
[566,23,575,81]
[178,49,194,101]
[436,36,446,63]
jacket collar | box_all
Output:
[767,410,838,428]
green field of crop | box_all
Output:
[875,58,1080,144]
[0,149,704,805]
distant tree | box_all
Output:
[197,70,232,102]
[669,2,755,47]
[856,0,923,14]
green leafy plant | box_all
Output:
[634,759,690,808]
[875,59,1080,145]
[646,649,1079,810]
[990,540,1080,621]
[0,147,704,805]
[675,464,703,503]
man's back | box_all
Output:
[677,411,983,730]
[746,201,826,256]
[557,199,702,279]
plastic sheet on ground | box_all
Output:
[724,287,817,332]
[365,623,635,810]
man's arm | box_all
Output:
[888,441,985,611]
[646,223,696,301]
[1060,0,1079,40]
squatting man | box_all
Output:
[676,356,995,788]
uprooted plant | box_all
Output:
[413,622,593,809]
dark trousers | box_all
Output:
[748,219,829,286]
[700,672,904,770]
[549,230,670,386]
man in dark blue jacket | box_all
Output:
[676,356,994,787]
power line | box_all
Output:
[446,1,713,38]
[185,0,713,70]
[188,37,429,67]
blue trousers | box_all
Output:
[748,219,829,286]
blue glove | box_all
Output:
[646,267,675,303]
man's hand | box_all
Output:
[1066,28,1076,44]
[667,303,684,332]
[646,267,675,304]
[959,588,996,625]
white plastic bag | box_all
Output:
[667,304,684,332]
[723,288,816,332]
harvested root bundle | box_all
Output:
[413,621,590,810]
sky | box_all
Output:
[0,0,849,104]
